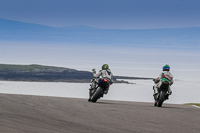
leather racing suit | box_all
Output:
[153,71,174,98]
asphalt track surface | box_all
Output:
[0,93,199,133]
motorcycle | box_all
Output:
[153,79,170,107]
[88,69,111,102]
[88,78,110,102]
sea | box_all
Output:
[0,79,199,104]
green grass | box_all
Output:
[185,103,200,107]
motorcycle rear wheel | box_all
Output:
[91,87,103,103]
[157,91,166,107]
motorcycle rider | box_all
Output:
[89,64,113,100]
[153,64,174,100]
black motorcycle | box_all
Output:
[154,79,170,107]
[88,78,110,102]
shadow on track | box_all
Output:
[89,101,117,105]
[153,105,183,110]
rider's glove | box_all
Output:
[92,68,96,75]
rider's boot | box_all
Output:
[88,98,91,102]
[104,91,108,94]
[88,88,93,102]
[104,87,109,95]
[165,94,169,100]
[153,93,158,100]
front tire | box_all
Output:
[157,91,166,107]
[91,87,103,102]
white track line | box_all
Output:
[192,105,200,109]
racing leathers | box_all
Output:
[153,71,174,99]
[90,69,113,94]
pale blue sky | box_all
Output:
[0,0,200,79]
[0,0,200,29]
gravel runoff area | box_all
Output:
[0,93,199,133]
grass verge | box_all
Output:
[185,103,200,107]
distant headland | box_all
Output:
[0,64,152,83]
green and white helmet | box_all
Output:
[102,64,109,70]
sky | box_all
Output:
[0,0,200,29]
[0,0,200,80]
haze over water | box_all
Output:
[1,42,199,81]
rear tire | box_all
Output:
[157,91,166,107]
[91,87,103,103]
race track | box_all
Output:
[0,93,199,133]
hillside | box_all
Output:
[0,64,152,82]
[1,18,200,47]
[0,64,93,82]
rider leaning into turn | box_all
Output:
[90,64,113,94]
[153,64,174,100]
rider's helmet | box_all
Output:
[163,64,170,71]
[102,64,109,70]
